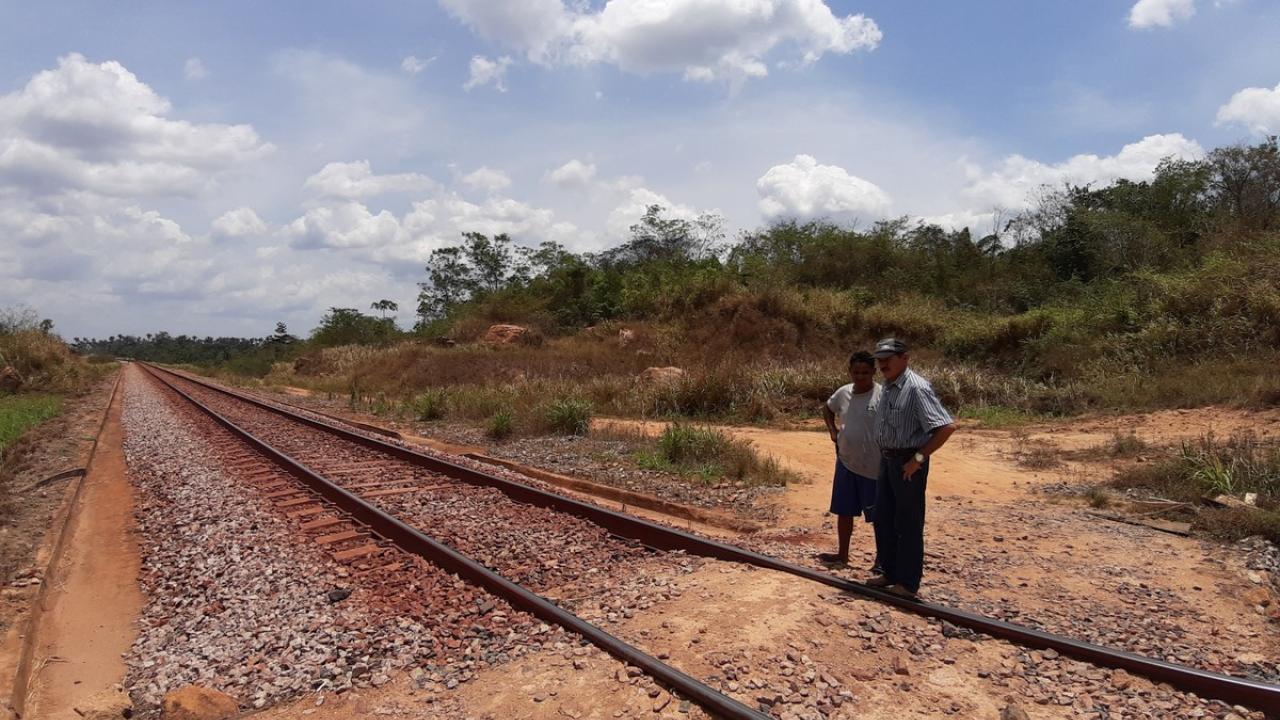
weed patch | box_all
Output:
[0,395,62,452]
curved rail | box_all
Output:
[141,364,768,720]
[144,364,1280,714]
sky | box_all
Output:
[2,0,1278,339]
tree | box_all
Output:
[311,308,398,347]
[601,205,725,267]
[1207,137,1280,233]
[370,299,399,319]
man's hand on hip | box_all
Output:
[902,459,921,480]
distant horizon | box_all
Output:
[3,1,1278,338]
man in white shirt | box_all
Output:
[818,351,882,569]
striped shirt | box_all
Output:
[874,367,954,449]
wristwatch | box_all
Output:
[914,452,926,463]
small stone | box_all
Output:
[1001,703,1031,720]
[327,588,352,603]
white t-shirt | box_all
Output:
[827,382,883,479]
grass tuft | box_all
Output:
[486,410,514,440]
[543,397,593,436]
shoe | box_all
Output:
[816,552,848,566]
[886,585,919,601]
[865,575,893,588]
[869,563,883,575]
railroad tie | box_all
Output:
[315,529,367,546]
[299,515,343,531]
[265,488,306,499]
[285,506,326,519]
[333,544,382,562]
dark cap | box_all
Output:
[872,337,908,358]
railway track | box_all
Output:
[140,363,1280,716]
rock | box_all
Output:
[0,366,21,393]
[891,653,911,676]
[161,685,238,720]
[618,329,636,346]
[327,588,351,603]
[1001,703,1031,720]
[652,691,671,712]
[73,688,133,720]
[636,367,685,387]
[1241,586,1271,607]
[483,324,540,346]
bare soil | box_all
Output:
[20,377,142,719]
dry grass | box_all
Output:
[0,330,98,393]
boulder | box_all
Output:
[72,688,132,720]
[161,685,238,720]
[0,366,21,393]
[636,366,685,387]
[483,324,531,344]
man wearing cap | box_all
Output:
[867,338,957,599]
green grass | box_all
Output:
[0,394,62,451]
[542,397,593,436]
[634,423,796,487]
[1110,433,1280,542]
[487,410,514,440]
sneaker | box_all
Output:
[816,552,848,566]
[886,585,919,601]
[869,563,883,575]
[865,575,893,588]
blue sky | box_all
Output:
[2,0,1278,338]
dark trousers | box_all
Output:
[873,454,929,592]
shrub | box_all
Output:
[544,397,593,436]
[412,389,448,420]
[487,411,514,440]
[653,423,795,486]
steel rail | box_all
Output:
[141,364,768,720]
[145,364,1280,714]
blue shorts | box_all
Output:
[830,460,877,521]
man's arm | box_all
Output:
[902,382,956,479]
[822,404,839,443]
[901,423,955,479]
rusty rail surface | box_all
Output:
[141,364,768,720]
[144,364,1280,714]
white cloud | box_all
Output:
[439,0,572,62]
[438,0,880,85]
[211,207,268,238]
[464,55,513,91]
[961,133,1204,209]
[184,57,207,80]
[757,154,890,222]
[284,201,405,250]
[400,55,434,75]
[1216,82,1280,134]
[604,186,705,242]
[546,159,596,188]
[1128,0,1196,28]
[461,166,512,193]
[303,160,435,199]
[0,53,272,198]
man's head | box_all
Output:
[873,337,909,382]
[847,351,875,392]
